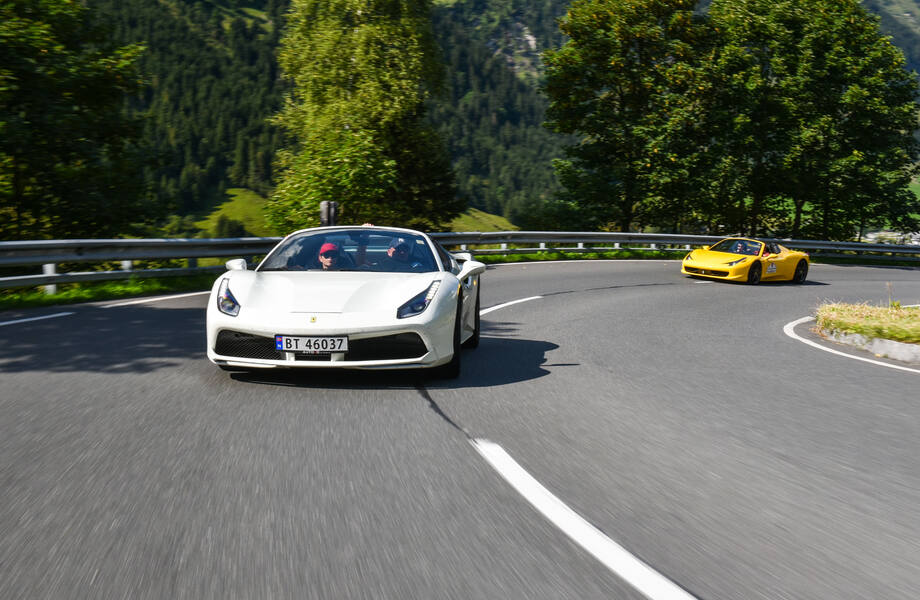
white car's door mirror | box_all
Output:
[458,260,485,279]
[226,258,248,271]
[453,251,473,263]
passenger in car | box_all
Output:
[379,238,413,272]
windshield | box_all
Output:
[710,239,763,256]
[258,229,439,273]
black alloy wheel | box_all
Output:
[793,260,808,284]
[747,261,762,285]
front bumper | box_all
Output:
[681,260,751,281]
[206,305,455,370]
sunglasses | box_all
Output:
[321,251,339,258]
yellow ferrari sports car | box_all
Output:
[681,237,809,284]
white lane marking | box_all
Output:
[783,316,920,375]
[471,439,697,600]
[102,290,210,308]
[480,296,543,315]
[693,281,713,284]
[0,312,75,327]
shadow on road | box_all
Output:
[0,305,562,386]
[0,305,205,373]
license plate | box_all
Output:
[275,335,348,353]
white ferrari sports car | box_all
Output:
[206,226,486,378]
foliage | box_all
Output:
[267,0,463,231]
[87,0,285,216]
[543,0,704,232]
[76,0,573,231]
[0,0,152,239]
[427,0,570,224]
[544,0,920,239]
[708,0,920,239]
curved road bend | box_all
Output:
[1,261,919,599]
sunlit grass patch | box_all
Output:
[0,275,217,311]
[815,302,920,345]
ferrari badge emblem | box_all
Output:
[310,316,317,323]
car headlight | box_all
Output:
[726,257,749,266]
[397,281,441,319]
[217,278,240,316]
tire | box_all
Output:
[461,286,480,349]
[435,294,462,379]
[792,260,808,284]
[747,262,762,285]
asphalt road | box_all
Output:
[1,261,919,599]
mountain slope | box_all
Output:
[89,0,920,233]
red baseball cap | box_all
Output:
[319,242,339,255]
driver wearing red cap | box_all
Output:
[318,242,342,270]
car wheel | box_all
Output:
[436,293,463,379]
[462,286,480,349]
[747,262,762,285]
[793,260,808,284]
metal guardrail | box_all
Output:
[1,231,919,291]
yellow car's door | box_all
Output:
[762,244,794,280]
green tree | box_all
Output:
[709,0,920,239]
[0,0,151,239]
[543,0,702,232]
[267,0,462,232]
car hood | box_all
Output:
[235,271,440,314]
[687,249,750,263]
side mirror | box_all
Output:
[226,258,247,271]
[458,260,486,279]
[453,251,473,263]
[702,245,710,251]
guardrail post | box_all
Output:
[42,263,57,295]
[121,260,133,271]
[539,242,546,250]
[188,258,198,269]
[577,242,584,249]
[614,242,620,249]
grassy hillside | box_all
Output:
[194,188,275,237]
[196,189,516,236]
[447,208,517,232]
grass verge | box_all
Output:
[0,275,218,311]
[815,303,920,345]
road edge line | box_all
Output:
[783,316,920,375]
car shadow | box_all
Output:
[0,305,563,387]
[229,322,561,390]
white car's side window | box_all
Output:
[435,243,460,274]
